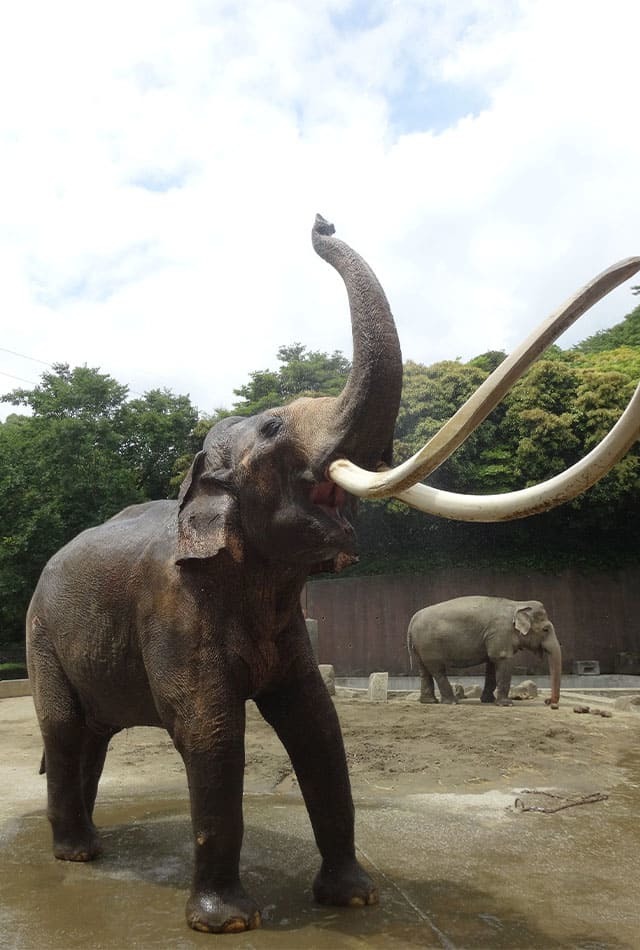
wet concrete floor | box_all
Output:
[2,696,639,949]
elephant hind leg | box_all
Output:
[81,729,115,820]
[431,664,457,704]
[418,665,439,704]
[32,655,104,861]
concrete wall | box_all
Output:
[304,566,640,675]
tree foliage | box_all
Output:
[0,365,198,646]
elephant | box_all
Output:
[26,214,640,935]
[407,596,562,706]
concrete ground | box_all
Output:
[1,684,639,949]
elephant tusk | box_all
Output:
[329,377,640,521]
[329,256,640,498]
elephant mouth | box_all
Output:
[309,479,353,532]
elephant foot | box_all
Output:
[53,826,102,862]
[495,697,514,707]
[186,886,261,934]
[439,696,458,705]
[419,695,439,704]
[313,857,378,908]
[480,694,496,704]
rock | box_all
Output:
[318,664,335,696]
[452,683,466,700]
[509,680,538,700]
[573,705,590,714]
[367,672,388,703]
[614,695,640,712]
[464,685,483,699]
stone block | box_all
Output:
[0,678,31,699]
[318,664,335,696]
[367,672,388,702]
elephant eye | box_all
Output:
[260,416,284,438]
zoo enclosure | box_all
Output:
[304,566,640,676]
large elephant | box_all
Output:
[407,596,562,706]
[26,215,640,935]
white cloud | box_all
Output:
[1,0,639,419]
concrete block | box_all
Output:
[367,672,388,702]
[305,619,319,660]
[0,678,31,699]
[318,664,335,696]
[572,660,600,675]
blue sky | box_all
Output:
[1,0,639,419]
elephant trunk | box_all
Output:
[312,215,403,469]
[544,632,562,705]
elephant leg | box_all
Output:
[417,661,438,704]
[493,657,514,705]
[481,660,497,703]
[81,730,115,820]
[256,670,378,908]
[32,657,102,861]
[43,723,104,860]
[173,701,261,935]
[431,665,457,704]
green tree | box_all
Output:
[232,344,351,414]
[0,365,199,647]
[117,389,199,498]
[575,304,640,353]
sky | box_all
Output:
[1,0,640,420]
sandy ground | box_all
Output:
[2,690,640,948]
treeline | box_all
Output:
[1,307,639,647]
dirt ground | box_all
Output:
[3,690,634,803]
[2,690,640,948]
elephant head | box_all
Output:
[176,215,403,571]
[177,214,640,573]
[513,603,562,705]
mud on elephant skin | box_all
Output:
[407,596,562,707]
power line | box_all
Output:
[0,370,38,386]
[0,346,52,366]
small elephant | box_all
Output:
[407,596,562,706]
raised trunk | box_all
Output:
[544,635,562,705]
[312,215,403,468]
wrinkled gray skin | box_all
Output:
[407,596,562,707]
[26,216,402,935]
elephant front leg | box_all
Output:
[257,671,378,909]
[481,659,497,703]
[175,714,261,934]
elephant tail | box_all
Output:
[39,751,46,775]
[406,625,414,671]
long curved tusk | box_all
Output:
[334,256,640,498]
[330,378,640,521]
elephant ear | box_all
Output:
[175,443,243,566]
[513,605,533,636]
